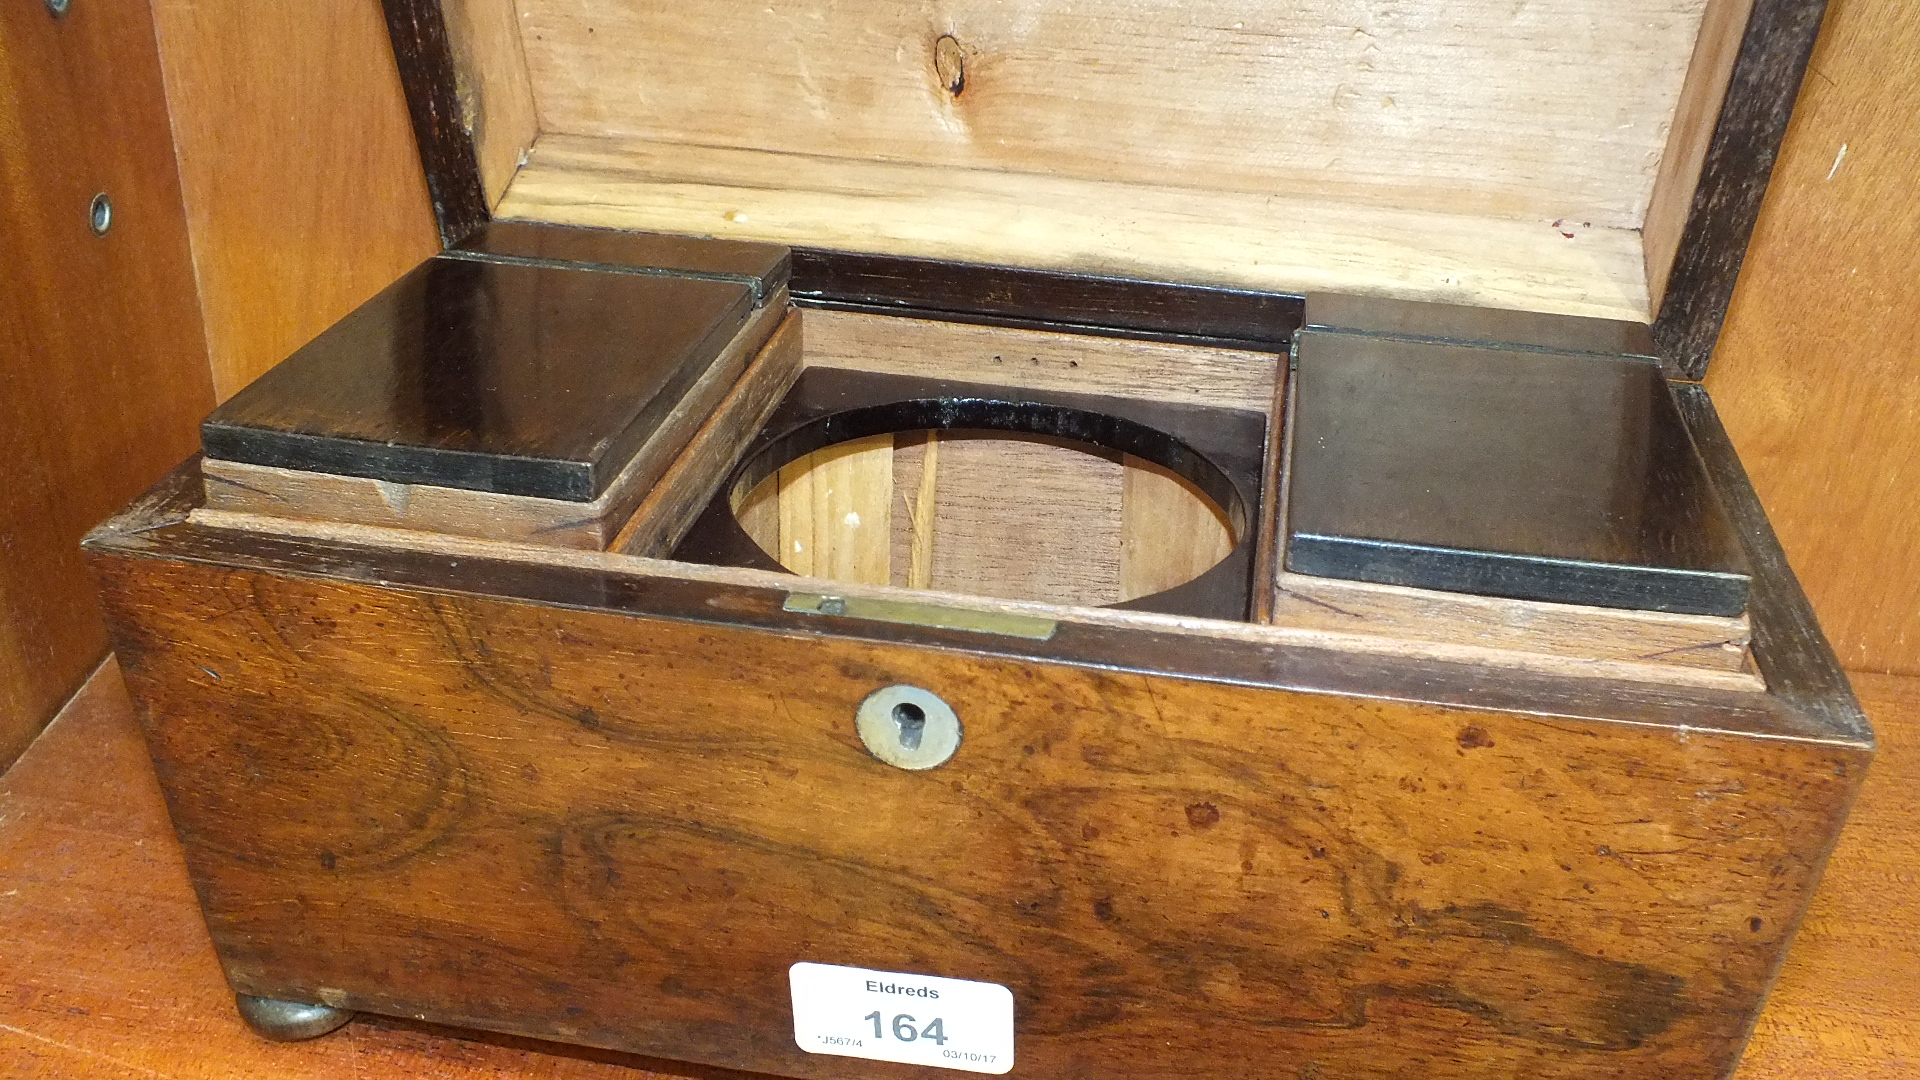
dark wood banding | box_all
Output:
[379,0,489,246]
[791,249,1303,350]
[1673,382,1868,739]
[1654,0,1832,379]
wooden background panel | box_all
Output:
[1733,672,1920,1078]
[757,433,1232,607]
[516,0,1716,229]
[0,0,214,770]
[802,309,1279,414]
[1705,0,1920,676]
[776,434,894,585]
[150,0,440,401]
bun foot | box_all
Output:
[234,992,353,1041]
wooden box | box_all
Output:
[86,2,1872,1078]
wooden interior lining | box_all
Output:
[730,311,1260,606]
[737,434,1234,608]
[475,0,1783,318]
[800,308,1279,410]
[774,433,893,585]
[513,0,1711,230]
[1645,0,1760,309]
[497,134,1654,322]
[440,0,537,209]
[1122,458,1236,602]
[1272,569,1753,674]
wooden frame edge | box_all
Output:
[1675,382,1871,744]
[1654,0,1831,380]
[87,456,1869,749]
[381,0,490,246]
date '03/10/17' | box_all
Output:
[819,1014,1000,1067]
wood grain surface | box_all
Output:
[775,433,893,585]
[802,309,1279,413]
[150,0,441,400]
[0,0,215,770]
[85,532,1864,1079]
[654,310,1263,607]
[439,0,536,208]
[498,133,1653,323]
[1650,0,1833,378]
[1644,0,1757,308]
[0,663,1903,1078]
[614,314,806,557]
[1705,0,1920,676]
[1271,571,1756,676]
[763,431,1135,605]
[750,434,1232,607]
[515,0,1716,231]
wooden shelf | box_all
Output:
[1,659,1913,1078]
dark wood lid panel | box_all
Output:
[1285,328,1752,616]
[202,254,754,501]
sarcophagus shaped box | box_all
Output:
[87,2,1870,1078]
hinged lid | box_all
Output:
[203,225,788,500]
[382,0,1827,376]
[1287,297,1752,616]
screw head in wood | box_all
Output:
[45,0,71,17]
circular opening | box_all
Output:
[88,193,111,236]
[728,400,1242,608]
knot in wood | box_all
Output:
[934,34,966,97]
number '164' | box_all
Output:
[864,1011,947,1045]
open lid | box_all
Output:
[382,0,1825,377]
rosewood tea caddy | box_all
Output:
[86,2,1870,1078]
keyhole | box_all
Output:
[855,685,960,770]
[892,701,927,751]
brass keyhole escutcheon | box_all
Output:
[856,685,960,770]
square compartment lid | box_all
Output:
[1285,319,1752,616]
[200,229,784,502]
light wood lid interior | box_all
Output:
[453,0,1750,322]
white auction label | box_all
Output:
[789,962,1014,1074]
